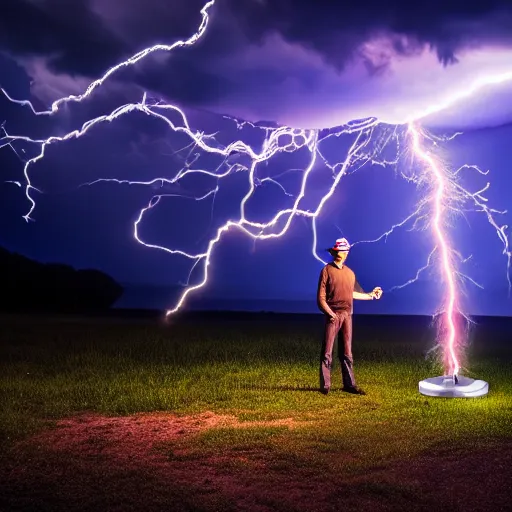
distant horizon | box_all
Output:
[110,306,512,319]
[114,283,512,317]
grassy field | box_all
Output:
[1,312,511,511]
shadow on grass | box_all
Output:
[240,384,322,393]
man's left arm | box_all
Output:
[353,279,383,300]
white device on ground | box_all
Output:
[419,374,489,398]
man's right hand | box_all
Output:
[329,314,336,323]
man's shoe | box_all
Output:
[343,386,366,395]
[320,387,330,395]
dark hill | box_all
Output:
[0,247,123,313]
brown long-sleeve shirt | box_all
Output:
[317,263,364,316]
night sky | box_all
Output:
[1,0,511,316]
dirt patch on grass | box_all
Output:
[18,412,225,457]
[12,411,302,460]
[1,412,511,512]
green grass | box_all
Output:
[1,313,510,454]
[1,313,511,510]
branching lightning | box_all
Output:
[1,0,511,377]
[408,123,460,375]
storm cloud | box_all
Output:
[226,0,512,69]
[1,0,512,127]
[2,0,512,75]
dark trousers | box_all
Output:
[320,311,356,390]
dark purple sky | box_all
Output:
[0,0,511,315]
[2,0,512,127]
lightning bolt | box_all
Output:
[408,123,460,376]
[0,0,216,117]
[1,0,511,379]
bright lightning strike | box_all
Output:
[408,123,460,376]
[1,0,511,380]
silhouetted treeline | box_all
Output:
[0,247,123,313]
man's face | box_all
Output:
[333,250,349,264]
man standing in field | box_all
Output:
[317,238,382,395]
